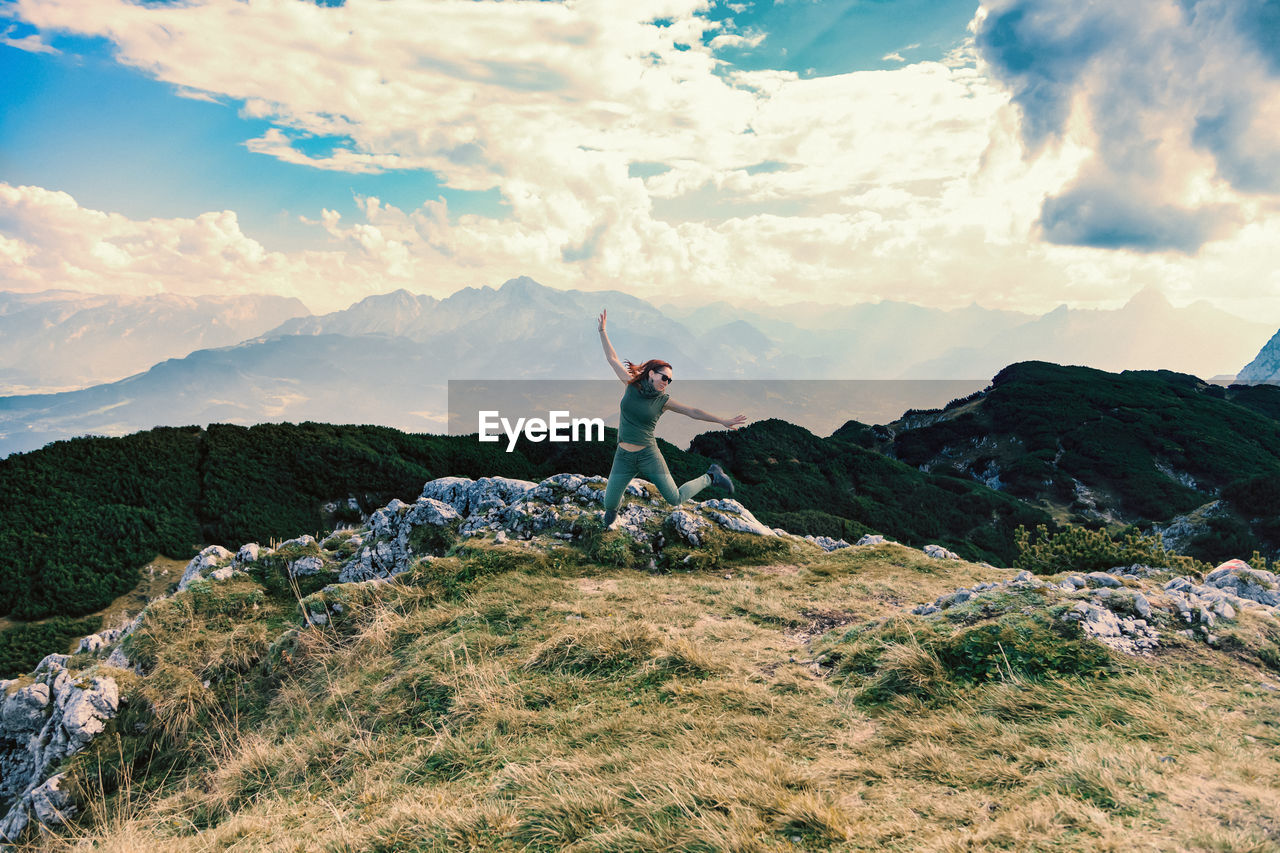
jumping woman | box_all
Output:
[597,309,745,528]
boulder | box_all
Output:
[668,509,712,547]
[420,476,537,516]
[177,545,235,591]
[695,499,774,537]
[1204,560,1280,607]
[0,657,118,842]
[341,497,462,583]
[803,535,851,552]
[288,556,325,578]
[924,544,960,560]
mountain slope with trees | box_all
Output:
[856,362,1280,562]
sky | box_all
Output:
[1,0,1279,319]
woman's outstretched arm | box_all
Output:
[598,309,631,383]
[663,399,747,430]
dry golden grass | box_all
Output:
[17,541,1280,852]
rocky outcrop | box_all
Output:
[1238,329,1280,383]
[0,656,119,842]
[177,545,236,591]
[1202,560,1280,606]
[419,476,538,517]
[340,475,785,583]
[339,497,462,583]
[912,561,1279,657]
[802,534,852,552]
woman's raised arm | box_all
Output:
[598,309,631,383]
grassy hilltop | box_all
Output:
[10,504,1280,852]
[0,418,1050,678]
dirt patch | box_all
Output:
[786,608,861,645]
[751,564,803,576]
[574,578,621,595]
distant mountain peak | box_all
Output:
[499,276,545,293]
[1123,285,1173,311]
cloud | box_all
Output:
[1039,176,1240,252]
[0,183,391,312]
[6,0,1280,322]
[1,22,58,53]
[974,0,1280,252]
[244,128,407,174]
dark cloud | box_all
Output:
[1237,0,1280,74]
[1039,177,1238,252]
[1193,108,1280,193]
[975,0,1280,253]
[973,4,1120,149]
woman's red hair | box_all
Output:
[624,358,672,387]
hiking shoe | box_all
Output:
[708,464,734,495]
[603,509,618,529]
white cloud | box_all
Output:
[0,183,391,312]
[1,30,58,53]
[975,0,1280,253]
[6,0,1280,324]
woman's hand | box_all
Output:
[598,309,607,333]
[721,414,748,430]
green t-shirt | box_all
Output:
[617,382,669,445]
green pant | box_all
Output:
[603,444,710,511]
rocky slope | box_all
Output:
[1239,327,1280,384]
[2,474,1278,848]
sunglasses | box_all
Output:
[654,373,673,384]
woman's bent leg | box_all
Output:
[603,446,641,512]
[639,445,711,505]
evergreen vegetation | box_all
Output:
[1012,524,1209,576]
[0,615,103,678]
[691,418,1051,563]
[877,362,1280,560]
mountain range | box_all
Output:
[0,277,1276,457]
[0,290,308,395]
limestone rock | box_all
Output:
[177,545,235,591]
[420,476,537,516]
[1084,572,1122,588]
[695,499,774,537]
[856,534,887,546]
[924,544,960,560]
[76,629,123,657]
[288,556,325,577]
[0,657,119,842]
[669,509,712,547]
[1204,560,1280,607]
[234,543,261,565]
[341,497,461,583]
[803,535,851,552]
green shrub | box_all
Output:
[1014,523,1206,576]
[821,608,1114,706]
[407,521,460,556]
[936,612,1114,683]
[0,615,104,678]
